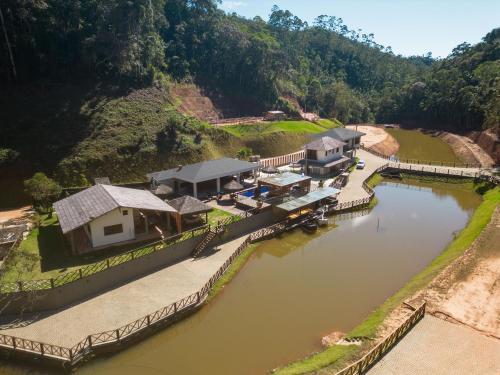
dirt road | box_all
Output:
[0,206,32,225]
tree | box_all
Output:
[236,147,252,160]
[24,173,62,211]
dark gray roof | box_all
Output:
[305,136,345,151]
[147,158,258,184]
[168,196,212,215]
[313,128,365,142]
[54,185,176,234]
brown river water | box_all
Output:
[0,178,481,375]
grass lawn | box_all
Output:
[316,118,342,129]
[274,186,499,375]
[0,214,158,282]
[207,243,257,301]
[222,120,339,138]
[206,207,239,227]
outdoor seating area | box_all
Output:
[167,195,213,233]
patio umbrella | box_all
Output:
[223,179,244,192]
[262,165,278,174]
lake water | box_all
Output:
[386,129,461,164]
[0,179,481,375]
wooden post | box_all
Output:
[116,329,120,341]
[79,269,83,279]
[50,278,55,289]
[146,315,151,326]
[87,336,92,348]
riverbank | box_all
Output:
[438,131,495,168]
[274,184,499,375]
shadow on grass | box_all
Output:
[37,220,160,274]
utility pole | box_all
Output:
[0,6,17,81]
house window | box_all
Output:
[103,224,123,236]
[122,210,128,216]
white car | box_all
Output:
[356,160,366,169]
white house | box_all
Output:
[54,184,177,255]
[299,137,351,177]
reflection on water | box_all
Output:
[0,180,482,375]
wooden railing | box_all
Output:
[333,164,387,213]
[360,145,481,168]
[387,162,481,178]
[335,302,426,375]
[0,235,255,366]
[249,222,286,242]
[0,208,259,295]
[0,225,210,294]
[260,150,305,168]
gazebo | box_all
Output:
[223,179,244,193]
[152,184,173,199]
[168,195,213,233]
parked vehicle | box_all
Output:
[356,160,366,169]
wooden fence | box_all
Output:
[260,150,305,168]
[333,164,387,213]
[360,145,481,168]
[0,208,260,295]
[335,302,426,375]
[0,235,255,367]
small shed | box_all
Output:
[168,196,213,233]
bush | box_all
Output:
[24,173,62,211]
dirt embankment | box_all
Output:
[380,206,500,339]
[468,128,500,165]
[347,125,399,156]
[438,132,495,168]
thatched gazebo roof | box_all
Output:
[153,184,173,197]
[262,165,278,174]
[223,179,244,192]
[168,195,212,216]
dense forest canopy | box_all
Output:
[0,1,498,128]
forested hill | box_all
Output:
[378,28,500,131]
[0,1,498,183]
[0,0,431,122]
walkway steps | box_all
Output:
[192,226,225,258]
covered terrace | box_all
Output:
[147,158,259,199]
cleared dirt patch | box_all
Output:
[439,132,495,168]
[0,206,32,225]
[347,125,399,156]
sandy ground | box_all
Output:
[379,206,500,339]
[439,132,495,168]
[347,125,399,156]
[0,206,32,225]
